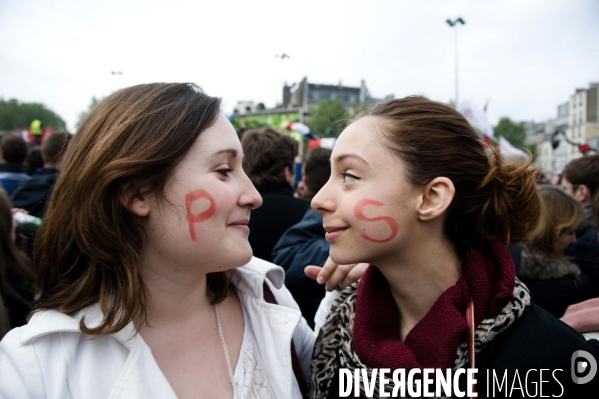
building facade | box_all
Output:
[280,77,393,112]
[530,82,599,175]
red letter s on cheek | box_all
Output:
[185,189,216,241]
[354,199,399,243]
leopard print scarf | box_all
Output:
[310,279,531,399]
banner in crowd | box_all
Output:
[230,110,302,142]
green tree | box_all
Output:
[307,99,349,138]
[494,117,537,158]
[76,96,104,131]
[0,99,66,131]
[494,117,526,148]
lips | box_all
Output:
[229,218,250,233]
[324,226,348,242]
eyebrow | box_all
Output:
[210,148,238,159]
[335,153,369,166]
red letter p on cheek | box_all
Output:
[185,189,216,241]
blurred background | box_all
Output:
[1,0,598,174]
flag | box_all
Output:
[286,122,318,140]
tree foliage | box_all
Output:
[0,98,66,131]
[307,99,349,138]
[494,117,537,159]
[494,117,527,149]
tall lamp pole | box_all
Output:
[446,18,465,107]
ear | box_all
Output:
[284,166,295,186]
[118,181,151,217]
[416,177,455,221]
[577,184,591,203]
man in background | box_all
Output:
[241,128,309,262]
[273,147,332,327]
[0,133,30,196]
[562,154,599,293]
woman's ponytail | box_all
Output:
[476,152,541,246]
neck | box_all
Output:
[375,227,461,340]
[136,254,213,331]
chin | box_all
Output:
[329,247,363,268]
[232,248,254,267]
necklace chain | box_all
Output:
[214,303,237,399]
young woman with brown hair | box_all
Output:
[0,83,320,399]
[309,97,599,397]
[514,185,594,317]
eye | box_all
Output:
[216,168,233,177]
[342,172,359,183]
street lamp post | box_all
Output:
[446,17,465,107]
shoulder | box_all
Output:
[477,304,599,396]
[0,309,81,398]
[479,304,598,377]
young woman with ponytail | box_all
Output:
[309,96,599,398]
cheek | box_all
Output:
[185,189,216,241]
[353,199,399,243]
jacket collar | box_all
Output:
[21,303,138,349]
[20,257,283,347]
[231,256,285,299]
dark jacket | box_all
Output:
[10,167,58,218]
[273,208,329,328]
[0,163,30,196]
[324,304,599,398]
[565,224,599,293]
[248,181,310,262]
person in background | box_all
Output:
[0,188,35,331]
[562,154,599,293]
[550,173,562,187]
[512,186,594,317]
[26,147,43,176]
[11,132,72,218]
[29,120,44,146]
[309,96,598,397]
[296,147,331,202]
[273,147,332,327]
[241,128,309,262]
[562,188,599,341]
[0,133,30,195]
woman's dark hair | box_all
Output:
[359,96,541,251]
[241,128,298,191]
[34,83,223,336]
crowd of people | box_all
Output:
[0,82,598,398]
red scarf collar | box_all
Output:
[353,241,515,370]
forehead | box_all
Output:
[193,114,241,155]
[333,116,387,161]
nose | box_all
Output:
[311,178,335,215]
[239,172,263,210]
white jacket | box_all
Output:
[0,257,315,399]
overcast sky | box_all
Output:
[1,0,598,131]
